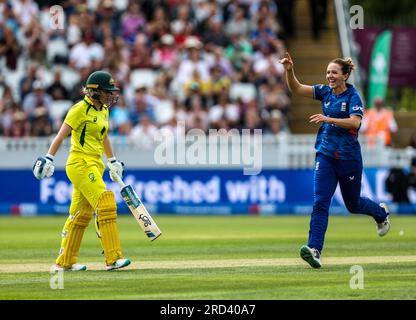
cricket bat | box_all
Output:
[114,174,162,241]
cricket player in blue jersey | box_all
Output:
[280,52,390,268]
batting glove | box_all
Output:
[107,157,125,181]
[33,154,55,180]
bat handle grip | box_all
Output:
[114,174,126,188]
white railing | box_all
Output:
[0,134,414,169]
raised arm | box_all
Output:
[280,52,314,98]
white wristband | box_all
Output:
[108,156,116,163]
[45,154,55,161]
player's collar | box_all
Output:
[332,83,353,97]
[84,96,97,109]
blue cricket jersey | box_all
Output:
[312,83,364,160]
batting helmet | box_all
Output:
[85,71,119,91]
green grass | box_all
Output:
[0,215,416,299]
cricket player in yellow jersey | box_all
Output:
[33,71,131,271]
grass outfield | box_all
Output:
[0,215,415,299]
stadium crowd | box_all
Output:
[0,0,293,141]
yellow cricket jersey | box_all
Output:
[64,96,109,158]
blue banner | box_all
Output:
[1,169,415,215]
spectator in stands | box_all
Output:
[0,82,16,135]
[225,5,251,38]
[184,69,210,99]
[129,114,158,149]
[19,62,37,101]
[147,6,170,42]
[0,24,20,70]
[225,32,253,72]
[170,4,194,38]
[69,30,104,70]
[129,87,156,126]
[0,78,13,111]
[151,34,179,71]
[176,36,210,89]
[46,69,69,101]
[184,79,209,112]
[23,17,47,65]
[260,79,290,117]
[152,82,175,126]
[105,37,131,87]
[251,0,281,36]
[186,95,209,132]
[31,106,52,137]
[22,80,52,119]
[109,96,132,136]
[208,65,232,104]
[69,66,91,103]
[210,46,234,77]
[9,110,30,137]
[233,55,256,83]
[243,106,263,133]
[361,97,398,146]
[250,17,277,52]
[67,10,82,46]
[1,2,20,36]
[203,16,231,50]
[12,0,39,29]
[120,1,146,45]
[129,32,153,69]
[264,109,286,135]
[208,92,240,130]
[253,43,285,87]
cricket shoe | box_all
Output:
[106,258,131,271]
[300,245,322,268]
[377,203,391,237]
[51,263,87,272]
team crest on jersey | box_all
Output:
[88,172,96,182]
[341,102,347,112]
[93,116,97,122]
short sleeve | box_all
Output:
[313,84,326,101]
[349,94,364,118]
[64,104,84,131]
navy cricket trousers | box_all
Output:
[308,152,388,252]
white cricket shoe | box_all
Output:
[51,263,87,272]
[106,258,131,271]
[377,203,391,237]
[300,245,322,268]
